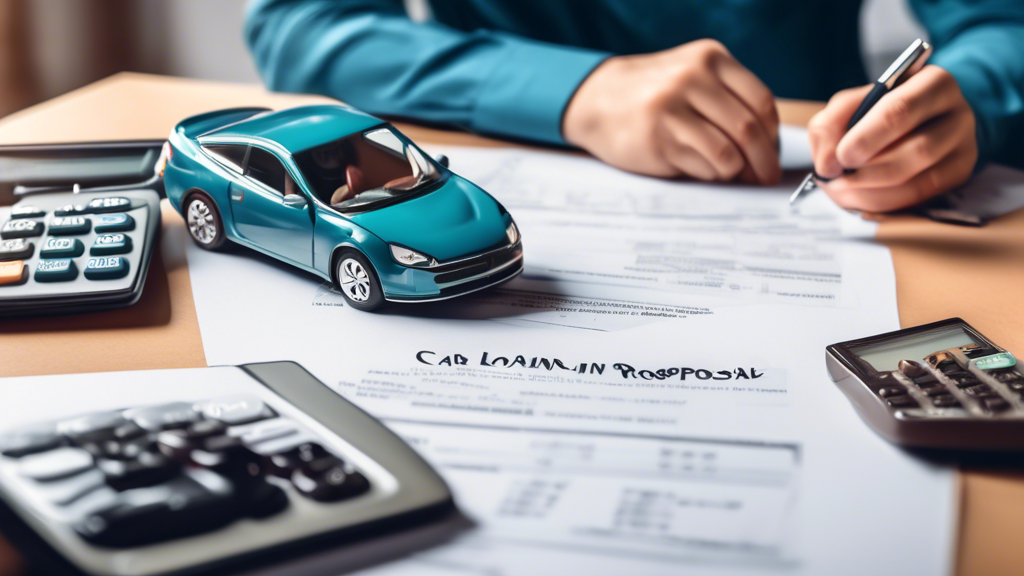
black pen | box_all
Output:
[789,38,933,206]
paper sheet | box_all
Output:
[182,146,955,576]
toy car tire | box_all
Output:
[335,250,384,311]
[184,192,227,250]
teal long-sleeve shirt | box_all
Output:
[245,0,1024,169]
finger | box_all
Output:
[823,144,976,212]
[836,66,960,168]
[714,56,780,145]
[686,81,781,184]
[664,111,746,181]
[808,85,873,179]
[827,112,965,189]
[656,124,718,180]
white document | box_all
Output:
[181,146,955,576]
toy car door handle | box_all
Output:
[282,195,308,209]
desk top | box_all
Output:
[1,72,1022,576]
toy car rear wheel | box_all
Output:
[335,251,384,311]
[184,192,226,250]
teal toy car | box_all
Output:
[159,104,522,310]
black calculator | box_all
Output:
[0,362,454,576]
[0,188,160,316]
[827,318,1024,450]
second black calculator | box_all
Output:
[0,188,160,316]
[827,318,1024,450]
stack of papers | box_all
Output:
[181,144,955,576]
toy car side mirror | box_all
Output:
[282,194,308,209]
[433,154,449,168]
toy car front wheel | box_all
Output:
[335,251,384,311]
[184,192,226,250]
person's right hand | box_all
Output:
[563,39,781,184]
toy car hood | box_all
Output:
[347,175,511,262]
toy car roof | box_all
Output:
[203,104,384,153]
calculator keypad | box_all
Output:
[882,347,1024,417]
[0,394,371,548]
[1,190,159,316]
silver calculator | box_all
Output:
[827,318,1024,450]
[0,188,160,316]
[0,362,454,575]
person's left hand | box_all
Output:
[807,65,978,213]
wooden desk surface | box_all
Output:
[1,72,1022,576]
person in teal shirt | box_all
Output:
[245,0,1024,213]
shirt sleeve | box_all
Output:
[909,0,1024,169]
[244,0,610,146]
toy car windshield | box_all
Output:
[293,126,446,213]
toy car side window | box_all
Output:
[245,147,287,195]
[202,144,248,172]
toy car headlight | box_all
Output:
[390,245,436,267]
[506,222,519,244]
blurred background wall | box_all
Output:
[0,0,925,118]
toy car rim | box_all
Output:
[340,258,372,302]
[187,198,218,244]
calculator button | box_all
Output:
[0,425,63,457]
[230,418,301,446]
[981,397,1012,413]
[58,411,128,444]
[897,359,928,378]
[125,402,199,432]
[55,204,87,217]
[1,219,44,239]
[86,197,131,213]
[49,216,91,236]
[39,237,84,258]
[98,451,180,491]
[885,395,918,408]
[75,470,238,547]
[962,345,996,359]
[17,447,94,481]
[197,395,276,425]
[0,239,34,261]
[35,469,108,507]
[84,256,129,280]
[963,384,997,398]
[265,442,330,477]
[90,233,132,256]
[876,386,906,398]
[923,386,951,397]
[970,352,1016,371]
[291,456,369,502]
[0,261,26,286]
[93,213,135,233]
[993,370,1023,384]
[10,205,45,219]
[932,395,962,408]
[34,259,77,282]
[951,374,981,388]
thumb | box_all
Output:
[808,85,872,178]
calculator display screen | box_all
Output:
[850,326,979,372]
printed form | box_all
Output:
[180,144,955,576]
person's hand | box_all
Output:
[808,65,978,213]
[563,39,781,184]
